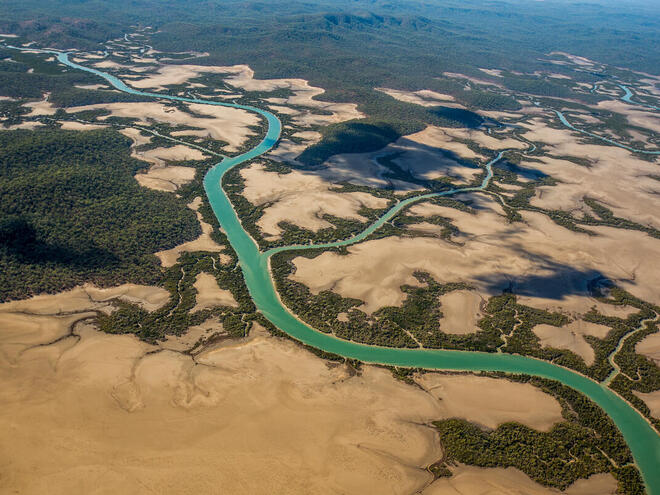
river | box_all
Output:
[6,46,660,494]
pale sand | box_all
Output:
[0,293,578,495]
[442,72,505,88]
[517,295,638,320]
[519,117,660,230]
[0,284,169,316]
[155,197,229,267]
[633,390,660,419]
[133,145,206,191]
[23,95,56,116]
[376,87,461,108]
[549,52,596,67]
[414,373,562,430]
[74,83,110,90]
[406,126,485,160]
[160,317,225,352]
[119,126,152,147]
[240,163,388,238]
[135,165,197,192]
[66,101,259,152]
[438,290,484,335]
[314,126,484,192]
[134,144,208,165]
[128,63,362,125]
[3,121,45,130]
[191,272,238,312]
[595,99,660,134]
[268,130,322,163]
[479,68,503,77]
[440,127,528,151]
[290,194,660,313]
[533,320,611,366]
[423,466,616,495]
[58,121,106,131]
[636,332,660,366]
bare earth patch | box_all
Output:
[423,466,616,495]
[438,290,484,335]
[532,320,611,366]
[191,272,238,312]
[155,197,229,267]
[240,162,388,239]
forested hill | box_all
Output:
[1,0,659,76]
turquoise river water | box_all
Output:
[8,46,660,494]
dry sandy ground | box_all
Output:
[314,126,486,193]
[594,99,660,134]
[268,130,322,163]
[443,72,505,88]
[132,144,207,192]
[636,332,660,366]
[634,390,660,420]
[0,284,584,494]
[438,290,484,334]
[406,125,486,160]
[240,162,388,238]
[155,197,230,267]
[191,272,238,312]
[58,121,107,131]
[126,62,361,125]
[23,95,56,116]
[533,320,611,366]
[65,101,259,152]
[440,127,528,151]
[376,87,464,108]
[3,121,45,130]
[519,117,660,230]
[424,466,616,495]
[290,194,660,314]
[413,373,562,431]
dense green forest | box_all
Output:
[0,128,200,301]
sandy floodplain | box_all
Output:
[66,101,259,152]
[155,197,230,267]
[191,272,238,312]
[636,332,660,366]
[132,144,207,192]
[240,162,388,238]
[125,62,362,125]
[518,116,660,230]
[376,87,463,108]
[532,320,611,366]
[289,194,660,314]
[0,282,589,495]
[423,466,616,495]
[438,290,484,334]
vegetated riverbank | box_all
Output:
[4,44,660,495]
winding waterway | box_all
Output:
[7,46,660,494]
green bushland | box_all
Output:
[0,128,200,301]
[433,373,645,494]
